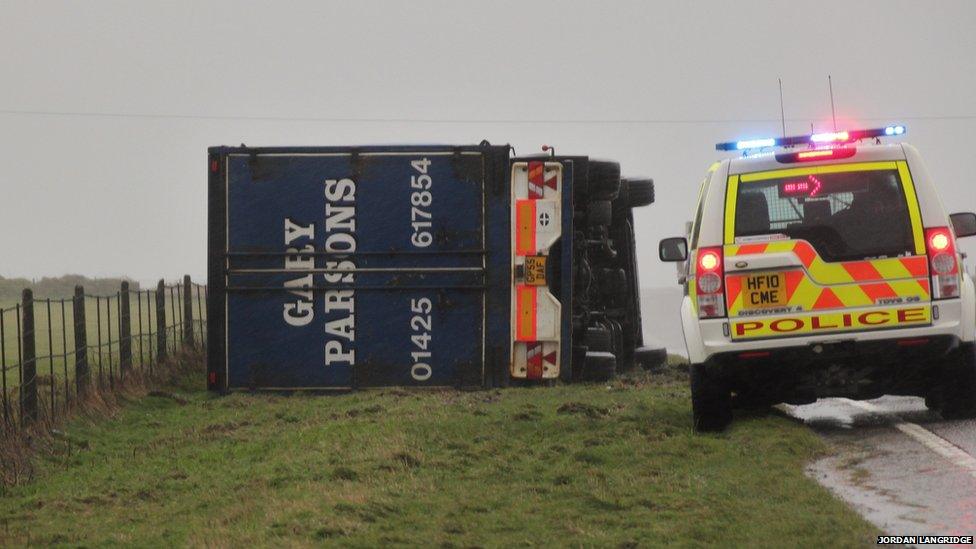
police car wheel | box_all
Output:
[690,361,732,432]
[939,343,976,420]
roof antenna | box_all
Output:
[828,75,837,131]
[778,78,787,139]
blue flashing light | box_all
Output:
[716,124,906,151]
[735,137,776,150]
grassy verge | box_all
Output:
[0,363,878,547]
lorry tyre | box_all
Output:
[587,200,612,227]
[625,178,655,208]
[585,326,612,353]
[583,351,616,382]
[634,346,667,370]
[690,361,732,432]
[939,343,976,419]
[587,160,621,200]
[599,268,628,294]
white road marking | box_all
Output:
[842,398,976,480]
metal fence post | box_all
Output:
[20,289,37,424]
[156,280,167,362]
[73,285,89,394]
[183,275,194,346]
[119,281,132,377]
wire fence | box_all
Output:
[0,275,206,432]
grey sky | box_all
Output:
[2,0,975,287]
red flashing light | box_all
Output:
[797,150,835,160]
[929,231,950,252]
[811,131,850,143]
[699,250,720,272]
[696,246,726,319]
[776,147,857,164]
[924,227,959,299]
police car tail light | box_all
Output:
[696,247,726,318]
[925,227,959,299]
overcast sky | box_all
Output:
[2,0,975,288]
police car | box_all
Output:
[659,126,976,431]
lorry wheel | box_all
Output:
[597,268,628,294]
[587,200,612,227]
[635,346,667,370]
[624,178,655,208]
[583,351,616,382]
[588,160,621,200]
[690,361,732,432]
[939,343,976,419]
[585,326,612,353]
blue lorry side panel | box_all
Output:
[208,145,512,389]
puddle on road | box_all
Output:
[786,397,976,538]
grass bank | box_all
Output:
[0,364,878,547]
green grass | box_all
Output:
[0,367,878,547]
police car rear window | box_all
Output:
[734,168,915,262]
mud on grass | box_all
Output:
[0,364,878,547]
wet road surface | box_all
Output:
[780,397,976,541]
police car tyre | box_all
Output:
[939,342,976,420]
[587,200,613,226]
[585,326,613,353]
[625,178,655,208]
[583,351,617,382]
[634,346,668,370]
[731,390,776,411]
[690,361,732,432]
[588,160,621,200]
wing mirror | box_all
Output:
[950,212,976,238]
[659,237,688,262]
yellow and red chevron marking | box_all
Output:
[724,239,930,315]
[527,161,558,199]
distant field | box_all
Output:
[0,362,878,546]
[0,292,204,402]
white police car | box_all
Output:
[659,126,976,431]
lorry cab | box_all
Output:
[660,126,976,431]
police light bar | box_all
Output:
[716,125,906,151]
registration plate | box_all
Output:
[742,272,787,309]
[525,256,547,286]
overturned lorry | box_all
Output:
[207,143,655,391]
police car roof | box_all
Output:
[725,143,908,176]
